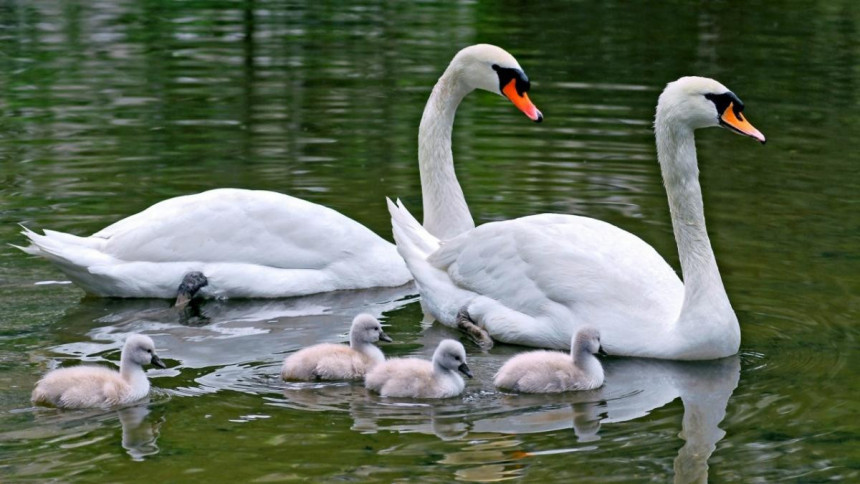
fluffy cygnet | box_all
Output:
[281,314,392,381]
[365,339,472,399]
[32,334,166,409]
[494,327,605,393]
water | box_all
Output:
[1,0,858,482]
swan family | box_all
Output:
[23,44,768,412]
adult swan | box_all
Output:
[389,76,765,360]
[18,45,542,300]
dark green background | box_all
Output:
[1,0,857,482]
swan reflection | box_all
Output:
[51,284,417,372]
[278,348,739,483]
[117,404,164,461]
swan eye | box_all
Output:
[492,64,530,96]
[704,92,744,119]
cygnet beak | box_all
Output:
[379,331,393,343]
[458,362,473,379]
[150,354,167,369]
[597,346,609,356]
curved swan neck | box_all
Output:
[419,68,475,240]
[655,116,736,339]
[120,352,149,392]
[572,349,603,381]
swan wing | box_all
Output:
[431,214,684,326]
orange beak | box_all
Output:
[502,79,543,122]
[721,102,766,144]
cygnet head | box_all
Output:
[124,334,166,369]
[449,44,542,122]
[572,327,603,356]
[349,313,392,345]
[433,339,472,378]
[657,76,765,143]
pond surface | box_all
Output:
[1,0,858,482]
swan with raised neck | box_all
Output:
[419,44,542,240]
[388,76,765,360]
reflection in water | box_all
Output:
[47,284,417,394]
[117,405,163,461]
[277,354,739,483]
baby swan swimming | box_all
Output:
[494,327,605,393]
[365,339,472,399]
[32,334,166,409]
[281,314,392,381]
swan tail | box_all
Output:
[387,198,440,262]
[16,226,120,286]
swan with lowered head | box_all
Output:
[389,76,765,360]
[364,339,472,399]
[16,44,541,300]
[494,326,605,393]
[32,334,166,409]
[281,313,392,381]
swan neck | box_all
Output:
[120,354,149,394]
[419,69,474,240]
[656,118,736,336]
[350,331,385,364]
[573,350,604,382]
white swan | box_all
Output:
[280,313,392,381]
[493,327,605,393]
[389,76,766,360]
[17,44,541,299]
[32,334,166,409]
[364,339,472,399]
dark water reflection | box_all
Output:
[1,0,858,482]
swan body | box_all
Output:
[390,76,766,360]
[494,327,605,393]
[364,339,472,399]
[18,44,540,299]
[20,189,411,298]
[32,334,166,409]
[281,313,392,381]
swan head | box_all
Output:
[450,44,543,122]
[657,76,765,144]
[573,326,603,356]
[350,313,392,345]
[433,339,472,379]
[124,334,166,369]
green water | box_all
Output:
[1,0,858,482]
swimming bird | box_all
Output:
[281,313,392,381]
[31,334,166,409]
[494,327,605,393]
[16,44,541,300]
[364,339,472,399]
[389,76,765,360]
